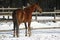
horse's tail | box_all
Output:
[12,9,19,29]
[12,10,17,22]
[12,10,16,18]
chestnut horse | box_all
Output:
[12,3,42,37]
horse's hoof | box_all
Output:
[16,36,19,37]
[28,34,31,37]
[25,34,27,36]
[13,35,15,37]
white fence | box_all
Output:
[0,7,60,22]
[0,7,60,32]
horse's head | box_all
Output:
[32,3,42,13]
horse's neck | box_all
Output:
[30,5,36,12]
[24,5,36,13]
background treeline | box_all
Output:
[0,0,59,12]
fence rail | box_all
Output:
[0,12,60,15]
[0,7,18,10]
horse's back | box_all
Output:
[12,9,23,21]
[12,9,23,17]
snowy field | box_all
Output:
[0,16,60,40]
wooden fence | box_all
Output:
[0,7,60,22]
[0,7,60,32]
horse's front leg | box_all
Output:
[24,22,27,36]
[28,21,31,36]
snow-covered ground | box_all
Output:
[0,16,60,40]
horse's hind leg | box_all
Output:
[28,22,31,36]
[16,24,19,37]
[24,22,27,36]
[15,20,19,37]
[13,22,16,37]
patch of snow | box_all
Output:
[0,16,60,40]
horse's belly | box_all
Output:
[22,18,31,22]
[23,19,28,22]
[22,14,32,22]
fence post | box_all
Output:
[35,12,38,21]
[53,7,56,23]
[8,6,10,19]
[2,7,5,19]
